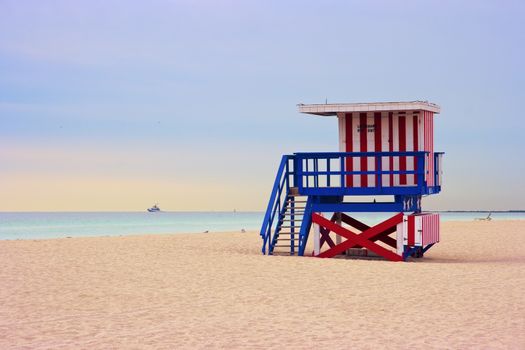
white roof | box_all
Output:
[298,101,440,116]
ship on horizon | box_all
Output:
[147,204,161,212]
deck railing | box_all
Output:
[260,151,443,254]
[293,151,443,196]
[434,152,443,188]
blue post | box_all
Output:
[377,155,382,188]
[290,199,295,255]
[327,156,331,187]
[434,153,439,188]
[417,153,426,189]
[340,155,345,189]
[298,197,313,256]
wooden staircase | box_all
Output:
[270,189,308,255]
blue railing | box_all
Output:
[434,152,443,191]
[260,155,295,254]
[297,196,313,256]
[293,151,443,196]
[260,151,443,254]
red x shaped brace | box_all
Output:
[312,213,404,262]
[318,213,398,251]
[319,213,338,249]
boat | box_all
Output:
[147,204,161,212]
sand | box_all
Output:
[0,220,524,349]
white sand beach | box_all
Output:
[1,220,524,349]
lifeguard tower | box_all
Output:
[260,101,443,261]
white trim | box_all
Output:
[314,214,320,256]
[298,101,441,116]
[396,220,405,256]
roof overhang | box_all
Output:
[298,101,441,116]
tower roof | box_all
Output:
[298,101,440,116]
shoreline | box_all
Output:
[1,218,525,242]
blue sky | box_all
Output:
[1,0,524,211]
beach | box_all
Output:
[1,220,524,349]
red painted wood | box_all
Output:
[345,113,354,187]
[424,111,435,186]
[388,112,394,186]
[378,234,397,248]
[313,213,403,261]
[340,213,370,231]
[319,214,337,249]
[359,113,368,187]
[413,113,419,184]
[340,213,396,248]
[399,115,407,185]
[407,215,415,246]
[320,226,336,248]
[314,219,402,261]
[374,112,382,186]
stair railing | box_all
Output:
[260,155,294,254]
[297,196,313,256]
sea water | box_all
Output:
[0,211,524,240]
[0,212,261,240]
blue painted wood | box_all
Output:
[422,243,435,254]
[293,151,442,197]
[260,151,443,256]
[298,197,313,256]
[312,202,405,213]
[299,187,427,196]
[269,200,290,255]
[260,155,292,254]
[403,246,421,261]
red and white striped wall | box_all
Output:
[396,213,440,253]
[338,111,435,188]
[423,110,434,187]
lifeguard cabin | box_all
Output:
[260,101,443,261]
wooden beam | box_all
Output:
[313,213,403,261]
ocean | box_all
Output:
[1,211,524,240]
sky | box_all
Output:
[1,0,524,211]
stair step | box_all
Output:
[274,245,294,248]
[277,238,300,241]
[286,199,307,203]
[277,231,299,235]
[278,225,298,228]
[279,219,303,222]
